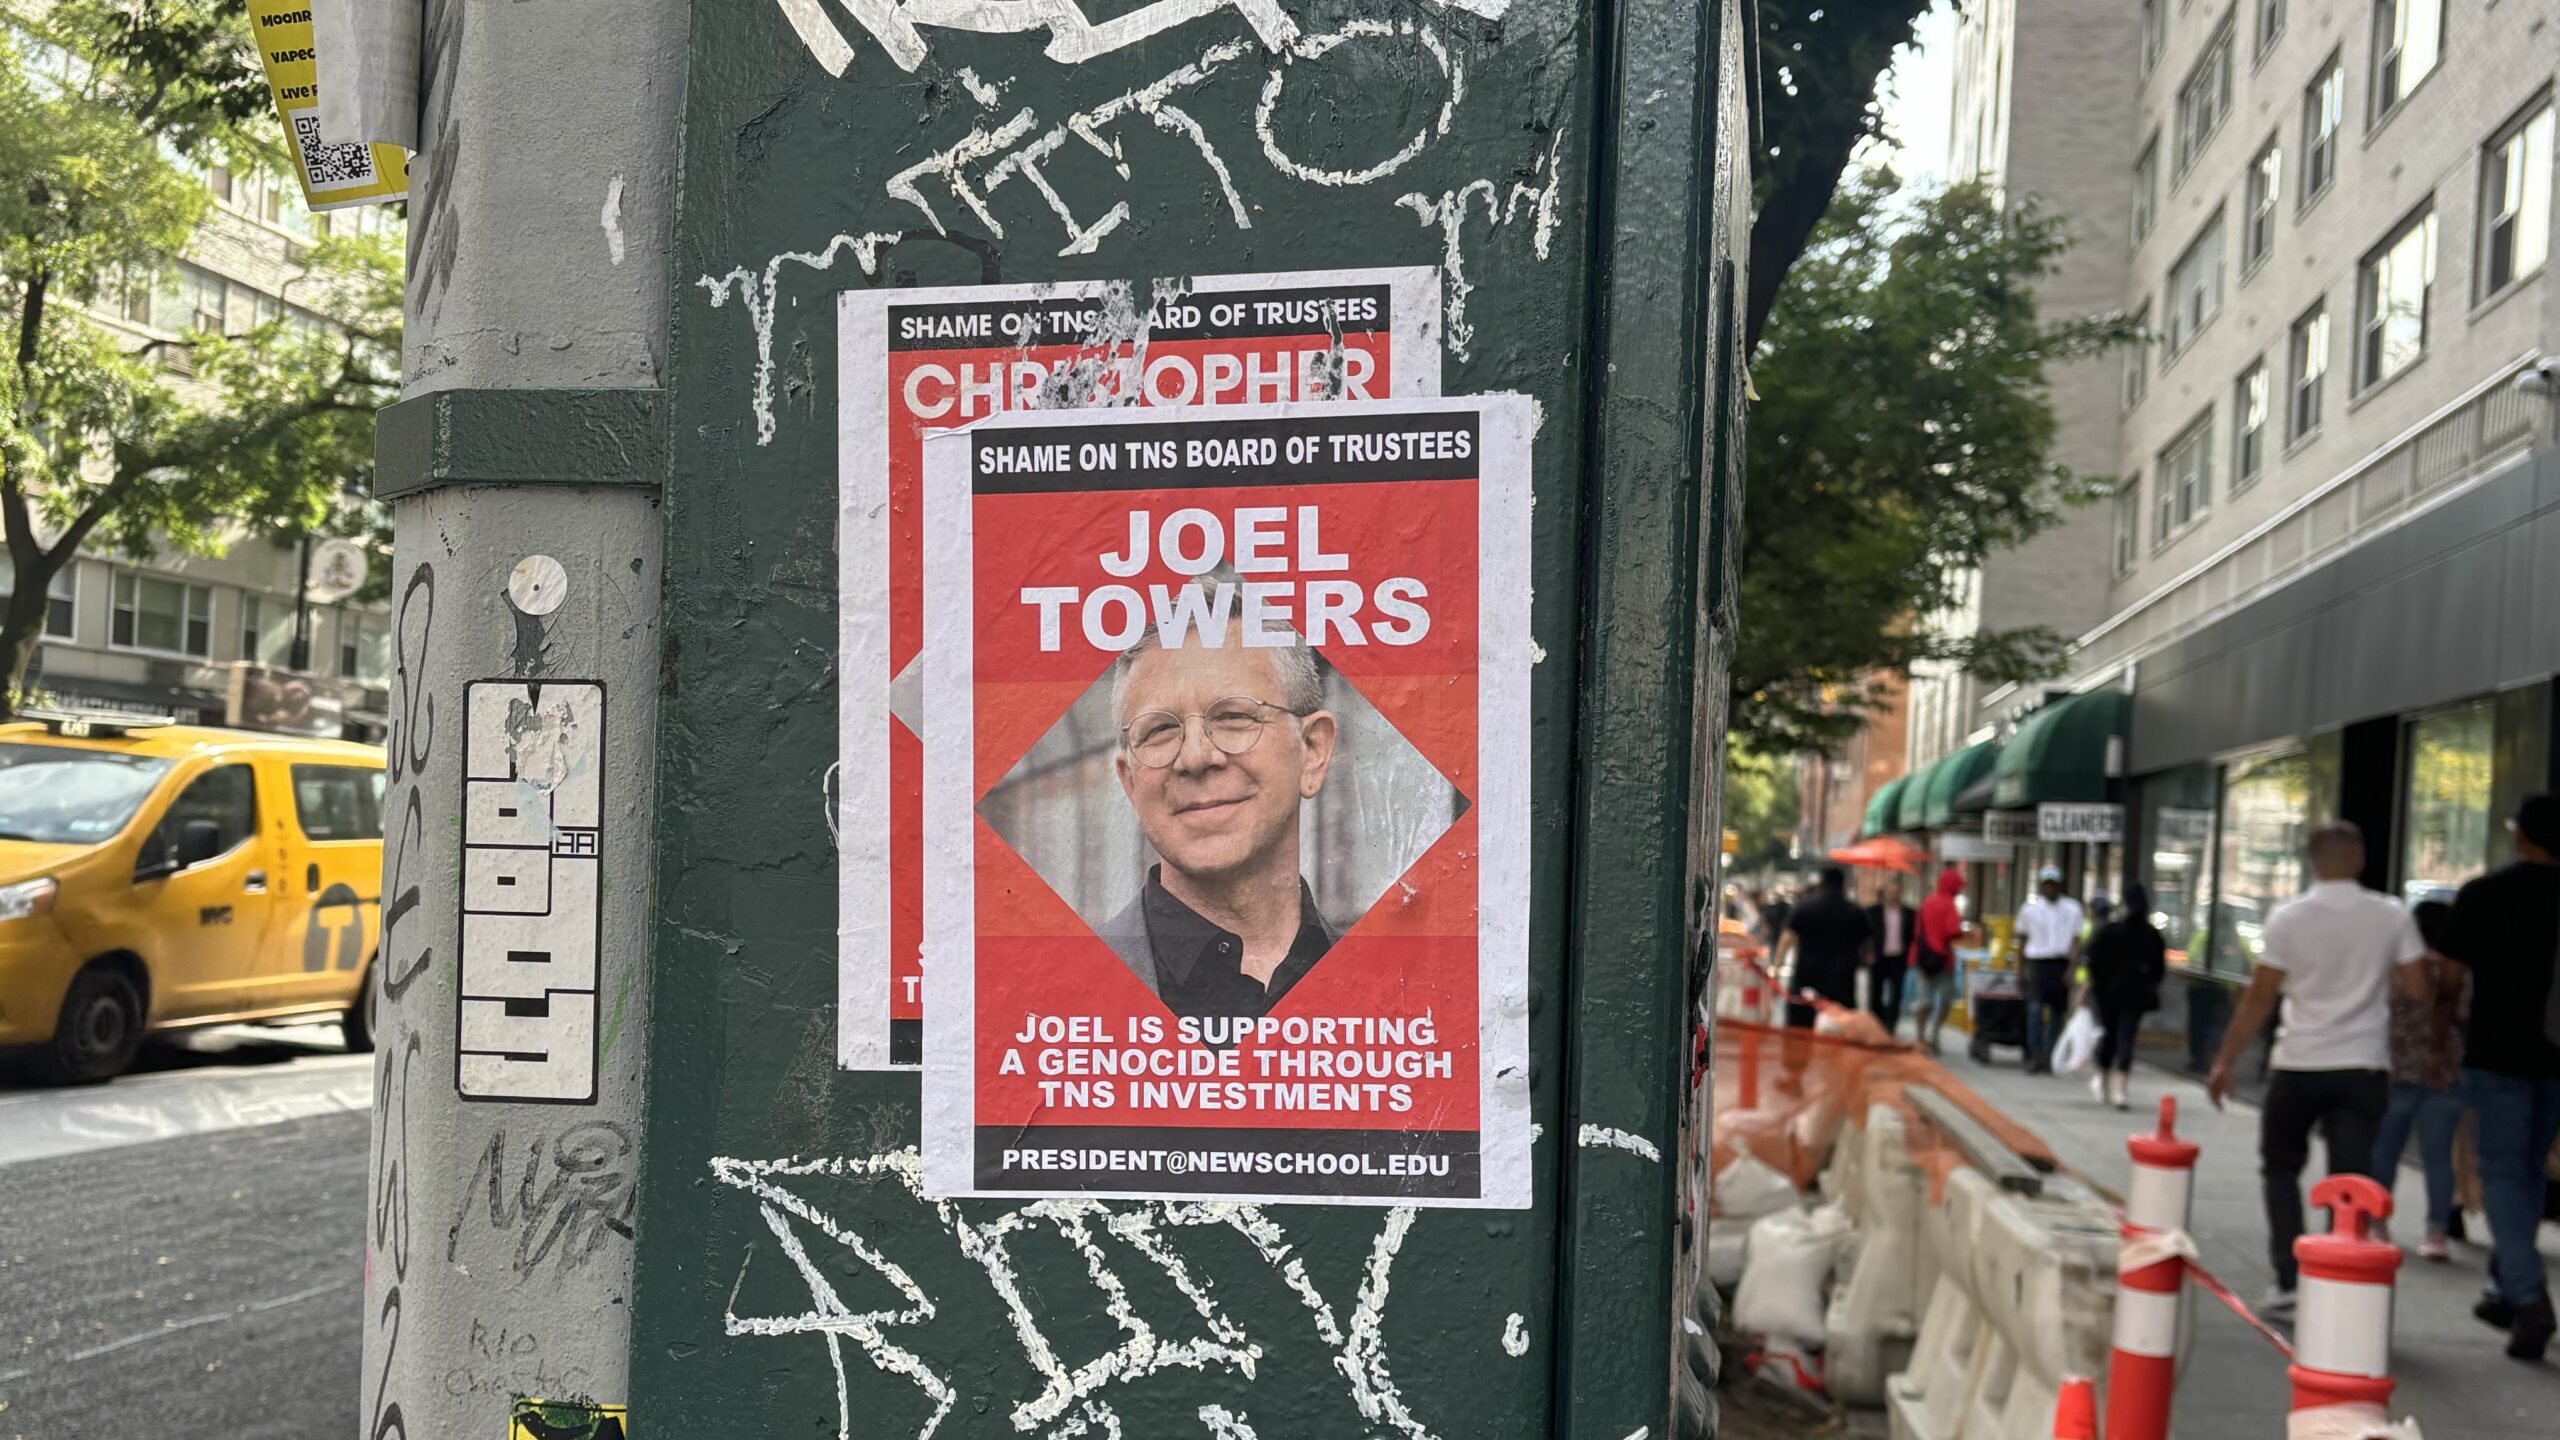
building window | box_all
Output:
[2479,102,2555,300]
[2175,18,2236,180]
[2212,738,2340,974]
[2371,0,2441,122]
[2141,0,2166,79]
[2256,0,2285,58]
[2287,301,2329,438]
[2234,361,2269,488]
[2123,298,2152,410]
[110,572,213,658]
[2302,55,2343,204]
[2401,697,2495,903]
[2165,213,2227,357]
[240,593,294,668]
[336,612,389,684]
[2113,476,2142,577]
[2243,139,2281,270]
[2156,412,2213,545]
[2357,204,2436,391]
[0,558,76,640]
[2132,137,2160,244]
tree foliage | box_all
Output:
[1720,742,1802,874]
[1749,0,1940,351]
[1731,173,2134,753]
[0,2,393,712]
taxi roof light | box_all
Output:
[18,707,179,740]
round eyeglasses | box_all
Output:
[1121,696,1299,769]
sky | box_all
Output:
[1869,2,1962,188]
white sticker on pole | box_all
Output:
[457,681,606,1103]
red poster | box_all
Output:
[838,271,1440,1069]
[920,399,1531,1206]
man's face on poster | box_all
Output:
[1114,641,1337,885]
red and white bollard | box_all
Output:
[2106,1096,2200,1440]
[2289,1175,2401,1439]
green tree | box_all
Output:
[0,1,394,714]
[1732,172,2134,753]
[1720,741,1801,873]
[1750,0,1941,350]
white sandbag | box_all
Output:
[1707,1219,1751,1289]
[1714,1152,1800,1221]
[1733,1204,1851,1347]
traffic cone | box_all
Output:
[2051,1373,2098,1439]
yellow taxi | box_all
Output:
[0,711,384,1083]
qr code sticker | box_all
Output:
[288,109,377,192]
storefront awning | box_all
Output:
[1990,689,2128,809]
[1919,740,2000,828]
[1893,758,1934,832]
[1861,776,1911,838]
[1950,772,1998,817]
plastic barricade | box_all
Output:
[1885,1168,2118,1440]
[1823,1102,1931,1404]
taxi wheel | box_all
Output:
[344,962,378,1053]
[43,968,144,1085]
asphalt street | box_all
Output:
[0,1030,371,1440]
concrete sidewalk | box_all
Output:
[1951,1055,2560,1439]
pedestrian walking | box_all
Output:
[1864,875,1917,1037]
[1772,866,1871,1029]
[2439,792,2560,1362]
[1912,868,1966,1051]
[2207,821,2430,1321]
[2016,867,2084,1074]
[2371,896,2466,1265]
[2079,880,2166,1110]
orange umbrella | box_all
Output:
[1828,835,1928,872]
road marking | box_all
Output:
[0,1048,373,1169]
[60,1277,356,1364]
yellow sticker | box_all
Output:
[244,0,408,211]
[508,1398,627,1440]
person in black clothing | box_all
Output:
[2441,792,2560,1361]
[1775,866,1872,1028]
[2079,880,2167,1111]
[1863,875,1918,1037]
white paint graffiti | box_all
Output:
[1395,125,1566,362]
[1196,1404,1260,1438]
[701,20,1526,444]
[771,0,1521,77]
[698,231,908,445]
[713,1152,1445,1439]
[1574,1124,1660,1163]
[1501,1312,1528,1357]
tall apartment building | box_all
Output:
[1922,0,2560,1064]
[4,149,398,738]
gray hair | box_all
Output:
[1108,580,1325,723]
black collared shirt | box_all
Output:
[1141,867,1335,1021]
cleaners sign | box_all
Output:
[836,270,1438,1070]
[917,398,1532,1206]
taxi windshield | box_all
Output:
[0,743,174,844]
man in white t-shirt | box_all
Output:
[2207,821,2431,1319]
[2016,869,2085,1074]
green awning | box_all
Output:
[1894,758,1935,831]
[1991,689,2128,809]
[1920,740,1999,827]
[1862,776,1911,838]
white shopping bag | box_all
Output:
[2051,1006,2102,1075]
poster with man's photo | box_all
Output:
[838,269,1441,1070]
[918,398,1532,1207]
